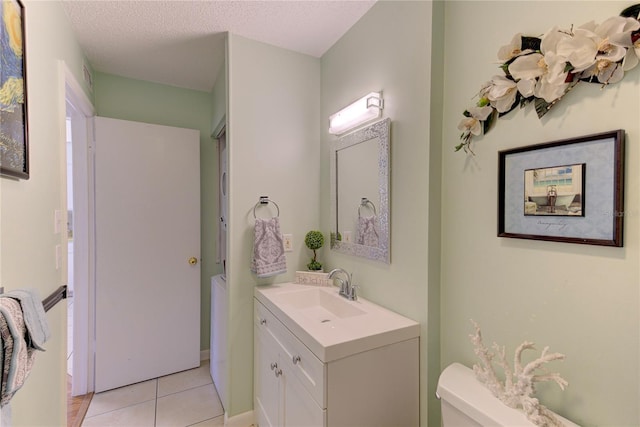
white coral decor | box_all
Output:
[469,320,568,427]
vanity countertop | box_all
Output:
[254,282,420,363]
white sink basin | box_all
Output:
[274,287,366,321]
[255,283,419,362]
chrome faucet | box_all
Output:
[328,268,357,301]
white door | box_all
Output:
[94,117,201,392]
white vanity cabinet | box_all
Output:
[254,300,326,427]
[254,289,420,427]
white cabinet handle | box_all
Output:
[274,368,283,378]
[260,318,267,325]
[270,362,278,371]
[292,355,301,365]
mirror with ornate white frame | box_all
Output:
[330,118,390,263]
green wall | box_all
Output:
[0,1,92,424]
[93,72,220,352]
[441,2,639,426]
[225,33,321,417]
[320,2,436,425]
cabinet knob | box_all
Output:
[292,355,301,365]
[260,318,267,325]
[274,368,283,378]
[270,362,278,371]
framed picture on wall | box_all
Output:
[1,0,29,180]
[498,130,625,247]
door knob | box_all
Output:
[188,257,198,265]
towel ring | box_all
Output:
[253,196,280,218]
[358,197,377,217]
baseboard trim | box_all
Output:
[224,410,254,427]
[201,349,210,361]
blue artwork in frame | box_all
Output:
[498,130,625,247]
[1,0,29,179]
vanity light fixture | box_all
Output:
[328,92,384,135]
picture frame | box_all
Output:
[1,0,29,180]
[498,130,625,247]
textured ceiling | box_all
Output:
[62,1,376,92]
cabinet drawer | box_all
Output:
[255,300,326,408]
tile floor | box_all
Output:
[81,360,225,426]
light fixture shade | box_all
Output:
[328,92,384,135]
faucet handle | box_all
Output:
[349,284,358,301]
[334,278,347,295]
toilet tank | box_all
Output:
[437,363,580,427]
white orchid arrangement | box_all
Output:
[457,8,640,154]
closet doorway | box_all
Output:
[64,63,96,399]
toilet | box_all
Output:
[437,363,580,426]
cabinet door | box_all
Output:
[283,369,326,427]
[255,328,280,427]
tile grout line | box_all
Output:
[83,396,158,421]
[84,365,216,425]
[154,379,159,427]
[157,381,215,399]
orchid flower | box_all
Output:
[497,33,533,62]
[619,33,640,71]
[480,76,518,113]
[583,59,626,84]
[458,105,493,137]
[508,27,571,103]
[456,105,494,152]
[557,16,640,83]
[508,51,569,103]
[608,17,640,71]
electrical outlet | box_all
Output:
[54,209,63,234]
[55,244,62,270]
[283,234,293,252]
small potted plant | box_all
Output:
[304,230,324,271]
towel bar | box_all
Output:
[253,196,280,218]
[358,197,377,217]
[42,285,68,312]
[0,285,66,313]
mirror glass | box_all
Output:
[330,118,390,263]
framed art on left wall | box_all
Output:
[1,0,29,180]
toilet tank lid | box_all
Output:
[437,363,580,427]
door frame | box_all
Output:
[60,61,96,395]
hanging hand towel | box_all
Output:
[251,217,287,278]
[0,297,36,407]
[5,289,50,351]
[357,215,379,247]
